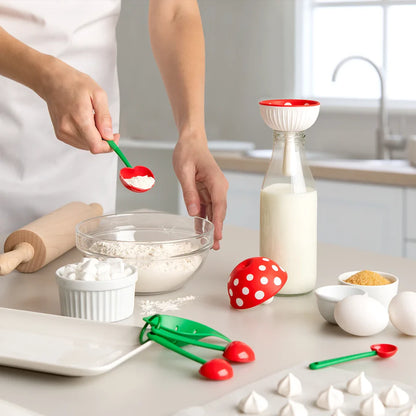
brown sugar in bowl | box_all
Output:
[338,270,398,309]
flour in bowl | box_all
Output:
[89,240,203,293]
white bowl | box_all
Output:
[56,265,137,322]
[338,271,399,308]
[315,285,367,324]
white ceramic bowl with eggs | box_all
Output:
[314,285,367,324]
[338,271,398,308]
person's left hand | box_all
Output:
[173,135,228,250]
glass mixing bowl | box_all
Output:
[75,211,214,294]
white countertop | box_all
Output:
[0,225,416,415]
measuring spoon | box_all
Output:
[107,140,155,193]
[309,344,398,370]
[147,332,233,381]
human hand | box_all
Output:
[173,135,228,250]
[38,58,117,153]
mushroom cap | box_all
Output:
[227,257,287,309]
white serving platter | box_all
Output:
[173,363,416,415]
[0,307,151,376]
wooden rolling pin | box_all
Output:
[0,202,103,275]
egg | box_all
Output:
[388,291,416,336]
[334,295,389,336]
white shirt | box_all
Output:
[0,0,121,234]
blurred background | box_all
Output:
[115,0,416,259]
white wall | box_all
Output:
[116,0,295,148]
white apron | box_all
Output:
[0,0,121,235]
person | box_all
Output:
[0,0,228,250]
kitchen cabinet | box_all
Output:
[207,172,407,257]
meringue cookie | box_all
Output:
[380,385,409,407]
[277,373,302,397]
[347,372,373,396]
[238,390,268,414]
[400,404,416,416]
[279,399,308,416]
[316,385,344,410]
[360,394,385,416]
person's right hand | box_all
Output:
[39,58,117,153]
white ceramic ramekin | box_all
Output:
[338,270,399,309]
[315,285,367,324]
[56,265,137,322]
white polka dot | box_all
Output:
[272,265,278,271]
[229,288,233,296]
[255,291,265,300]
[262,258,270,262]
[259,265,266,271]
[260,277,268,285]
[233,278,239,286]
[236,298,243,307]
[280,266,285,272]
[242,287,249,295]
[274,277,282,286]
[246,274,254,281]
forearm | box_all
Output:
[0,26,54,97]
[148,0,206,140]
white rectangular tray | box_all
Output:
[173,363,416,415]
[0,308,150,376]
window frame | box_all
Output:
[295,0,416,113]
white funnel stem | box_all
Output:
[282,134,306,193]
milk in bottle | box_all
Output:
[258,100,320,295]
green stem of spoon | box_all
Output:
[309,350,377,370]
[107,140,132,168]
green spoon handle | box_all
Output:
[151,326,226,352]
[309,350,377,370]
[147,332,206,365]
[107,140,132,168]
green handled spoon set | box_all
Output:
[139,315,398,381]
[139,314,255,381]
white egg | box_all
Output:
[334,295,389,336]
[388,291,416,336]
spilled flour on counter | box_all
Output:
[138,295,196,317]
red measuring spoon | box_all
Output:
[108,140,155,193]
[309,344,398,370]
[147,332,233,381]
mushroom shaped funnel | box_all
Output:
[259,99,320,132]
[227,257,287,309]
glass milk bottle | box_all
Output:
[259,99,320,295]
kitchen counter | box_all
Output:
[213,151,416,187]
[0,225,416,415]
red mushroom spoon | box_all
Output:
[228,257,288,309]
[107,140,155,193]
[309,344,398,369]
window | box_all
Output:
[297,0,416,106]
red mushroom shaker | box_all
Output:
[227,257,287,309]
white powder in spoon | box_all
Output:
[124,175,155,190]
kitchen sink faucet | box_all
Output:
[332,55,405,160]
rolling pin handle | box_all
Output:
[0,242,35,276]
